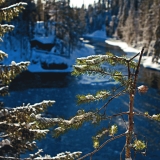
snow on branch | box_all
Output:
[0,86,8,96]
[0,100,55,118]
[0,2,27,22]
[0,50,8,61]
[54,111,101,137]
[76,90,111,105]
[0,24,14,37]
[33,151,82,160]
[75,53,137,68]
[0,61,30,85]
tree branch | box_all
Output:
[77,133,126,160]
[103,112,129,120]
[98,89,126,114]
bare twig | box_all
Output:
[120,114,128,130]
[77,133,126,160]
[120,144,126,160]
[103,112,129,120]
[98,89,126,114]
[134,112,154,121]
[128,52,141,62]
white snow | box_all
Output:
[28,43,95,73]
[33,36,54,44]
[105,39,160,71]
[85,30,107,39]
[142,56,160,70]
[1,28,160,74]
[105,39,141,59]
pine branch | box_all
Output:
[0,2,27,22]
[32,114,63,128]
[0,138,12,148]
[0,50,8,61]
[0,86,8,96]
[98,89,126,114]
[75,54,137,68]
[0,100,55,118]
[53,112,100,137]
[29,149,43,159]
[31,151,82,160]
[0,61,30,85]
[0,152,81,160]
[104,112,129,120]
[0,24,14,37]
[76,90,111,105]
[0,156,20,160]
[135,112,160,121]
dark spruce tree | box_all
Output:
[44,0,87,56]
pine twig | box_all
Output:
[98,89,126,114]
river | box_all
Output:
[2,38,160,160]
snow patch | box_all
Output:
[33,36,54,44]
[28,44,95,73]
[105,39,160,71]
[86,30,107,39]
[105,39,141,59]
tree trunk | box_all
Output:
[125,92,134,159]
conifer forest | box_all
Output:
[0,0,160,160]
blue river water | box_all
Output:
[2,38,160,160]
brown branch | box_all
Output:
[128,52,141,62]
[134,112,155,121]
[127,60,131,80]
[125,47,145,158]
[98,89,126,114]
[133,47,145,87]
[103,112,129,120]
[77,133,126,160]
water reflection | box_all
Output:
[139,66,160,90]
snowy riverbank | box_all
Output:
[105,38,160,71]
[2,29,160,72]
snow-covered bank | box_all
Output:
[86,30,160,71]
[105,39,160,71]
[28,43,95,73]
[142,56,160,70]
[105,39,141,58]
[84,30,107,40]
[2,29,160,73]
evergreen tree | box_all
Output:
[86,2,107,33]
[0,1,82,159]
[44,0,86,56]
[39,47,160,160]
[36,0,44,21]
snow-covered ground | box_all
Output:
[85,30,160,72]
[105,39,141,58]
[85,30,107,40]
[28,43,95,72]
[105,38,160,70]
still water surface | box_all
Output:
[3,39,160,160]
